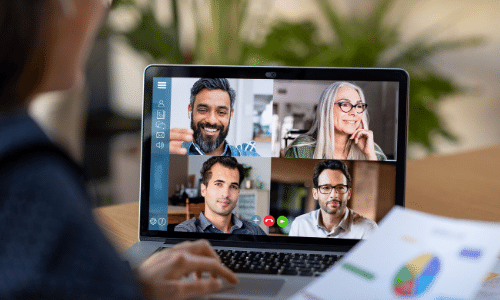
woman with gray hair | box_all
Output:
[285,82,386,160]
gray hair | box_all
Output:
[294,81,369,159]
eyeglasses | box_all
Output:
[335,100,368,114]
[317,184,349,194]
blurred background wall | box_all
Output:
[29,0,500,205]
[259,0,500,156]
[390,0,500,156]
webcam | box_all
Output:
[265,72,277,78]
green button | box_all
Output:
[277,216,288,227]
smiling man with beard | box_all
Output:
[289,160,377,239]
[175,156,266,235]
[169,78,260,156]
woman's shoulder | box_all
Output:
[0,143,90,211]
[0,130,142,299]
[284,135,316,158]
[291,134,316,144]
[0,112,91,217]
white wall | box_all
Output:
[390,0,500,157]
[170,77,198,131]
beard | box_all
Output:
[191,117,229,154]
[320,200,347,216]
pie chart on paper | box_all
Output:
[393,253,441,297]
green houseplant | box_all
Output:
[246,0,484,153]
[108,0,484,154]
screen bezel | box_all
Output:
[140,65,408,250]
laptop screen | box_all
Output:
[141,66,408,249]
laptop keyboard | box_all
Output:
[215,249,342,276]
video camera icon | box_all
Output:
[277,216,288,227]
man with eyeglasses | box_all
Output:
[289,160,377,239]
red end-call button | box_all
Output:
[263,216,275,227]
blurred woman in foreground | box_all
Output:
[0,0,237,299]
[285,81,387,160]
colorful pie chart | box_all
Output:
[393,253,440,297]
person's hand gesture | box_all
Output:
[137,240,238,300]
[169,128,194,154]
[350,120,377,160]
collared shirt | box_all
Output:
[182,140,260,156]
[288,208,377,239]
[174,212,267,235]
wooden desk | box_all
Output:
[94,204,186,252]
[94,146,500,254]
[406,146,500,221]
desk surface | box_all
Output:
[94,146,500,253]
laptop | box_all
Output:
[124,65,409,299]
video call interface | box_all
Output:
[148,77,400,240]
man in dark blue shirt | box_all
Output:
[175,157,266,235]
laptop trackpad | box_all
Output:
[218,277,285,297]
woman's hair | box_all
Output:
[291,81,369,159]
[0,1,51,112]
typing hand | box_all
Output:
[137,240,238,300]
[169,128,193,155]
